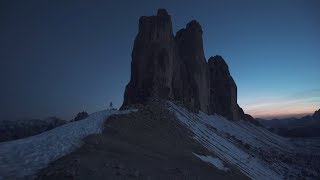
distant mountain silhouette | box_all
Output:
[121,9,253,121]
[0,117,67,142]
[258,109,320,138]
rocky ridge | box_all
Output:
[36,103,247,179]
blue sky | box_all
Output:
[0,0,319,120]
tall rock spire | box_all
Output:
[122,9,177,107]
[122,9,253,121]
[208,55,238,120]
[175,20,209,112]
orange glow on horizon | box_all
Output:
[239,91,320,119]
[247,109,314,119]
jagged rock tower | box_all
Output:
[122,9,252,121]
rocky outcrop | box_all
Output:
[73,111,89,121]
[122,9,251,121]
[313,109,320,120]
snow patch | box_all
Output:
[168,101,320,179]
[0,109,135,179]
[193,153,228,171]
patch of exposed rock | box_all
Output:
[73,111,89,122]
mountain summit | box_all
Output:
[1,9,318,180]
[122,9,251,121]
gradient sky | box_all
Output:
[1,0,319,120]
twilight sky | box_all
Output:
[1,0,319,120]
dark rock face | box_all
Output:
[122,9,251,121]
[175,20,209,112]
[208,55,238,120]
[123,9,178,106]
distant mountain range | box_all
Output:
[257,109,320,138]
[0,117,67,142]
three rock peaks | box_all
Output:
[122,9,251,121]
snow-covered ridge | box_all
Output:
[168,102,320,179]
[0,109,135,179]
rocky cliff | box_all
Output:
[122,9,251,121]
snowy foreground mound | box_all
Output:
[168,102,320,180]
[0,109,134,179]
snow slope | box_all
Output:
[168,102,320,179]
[0,109,134,179]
